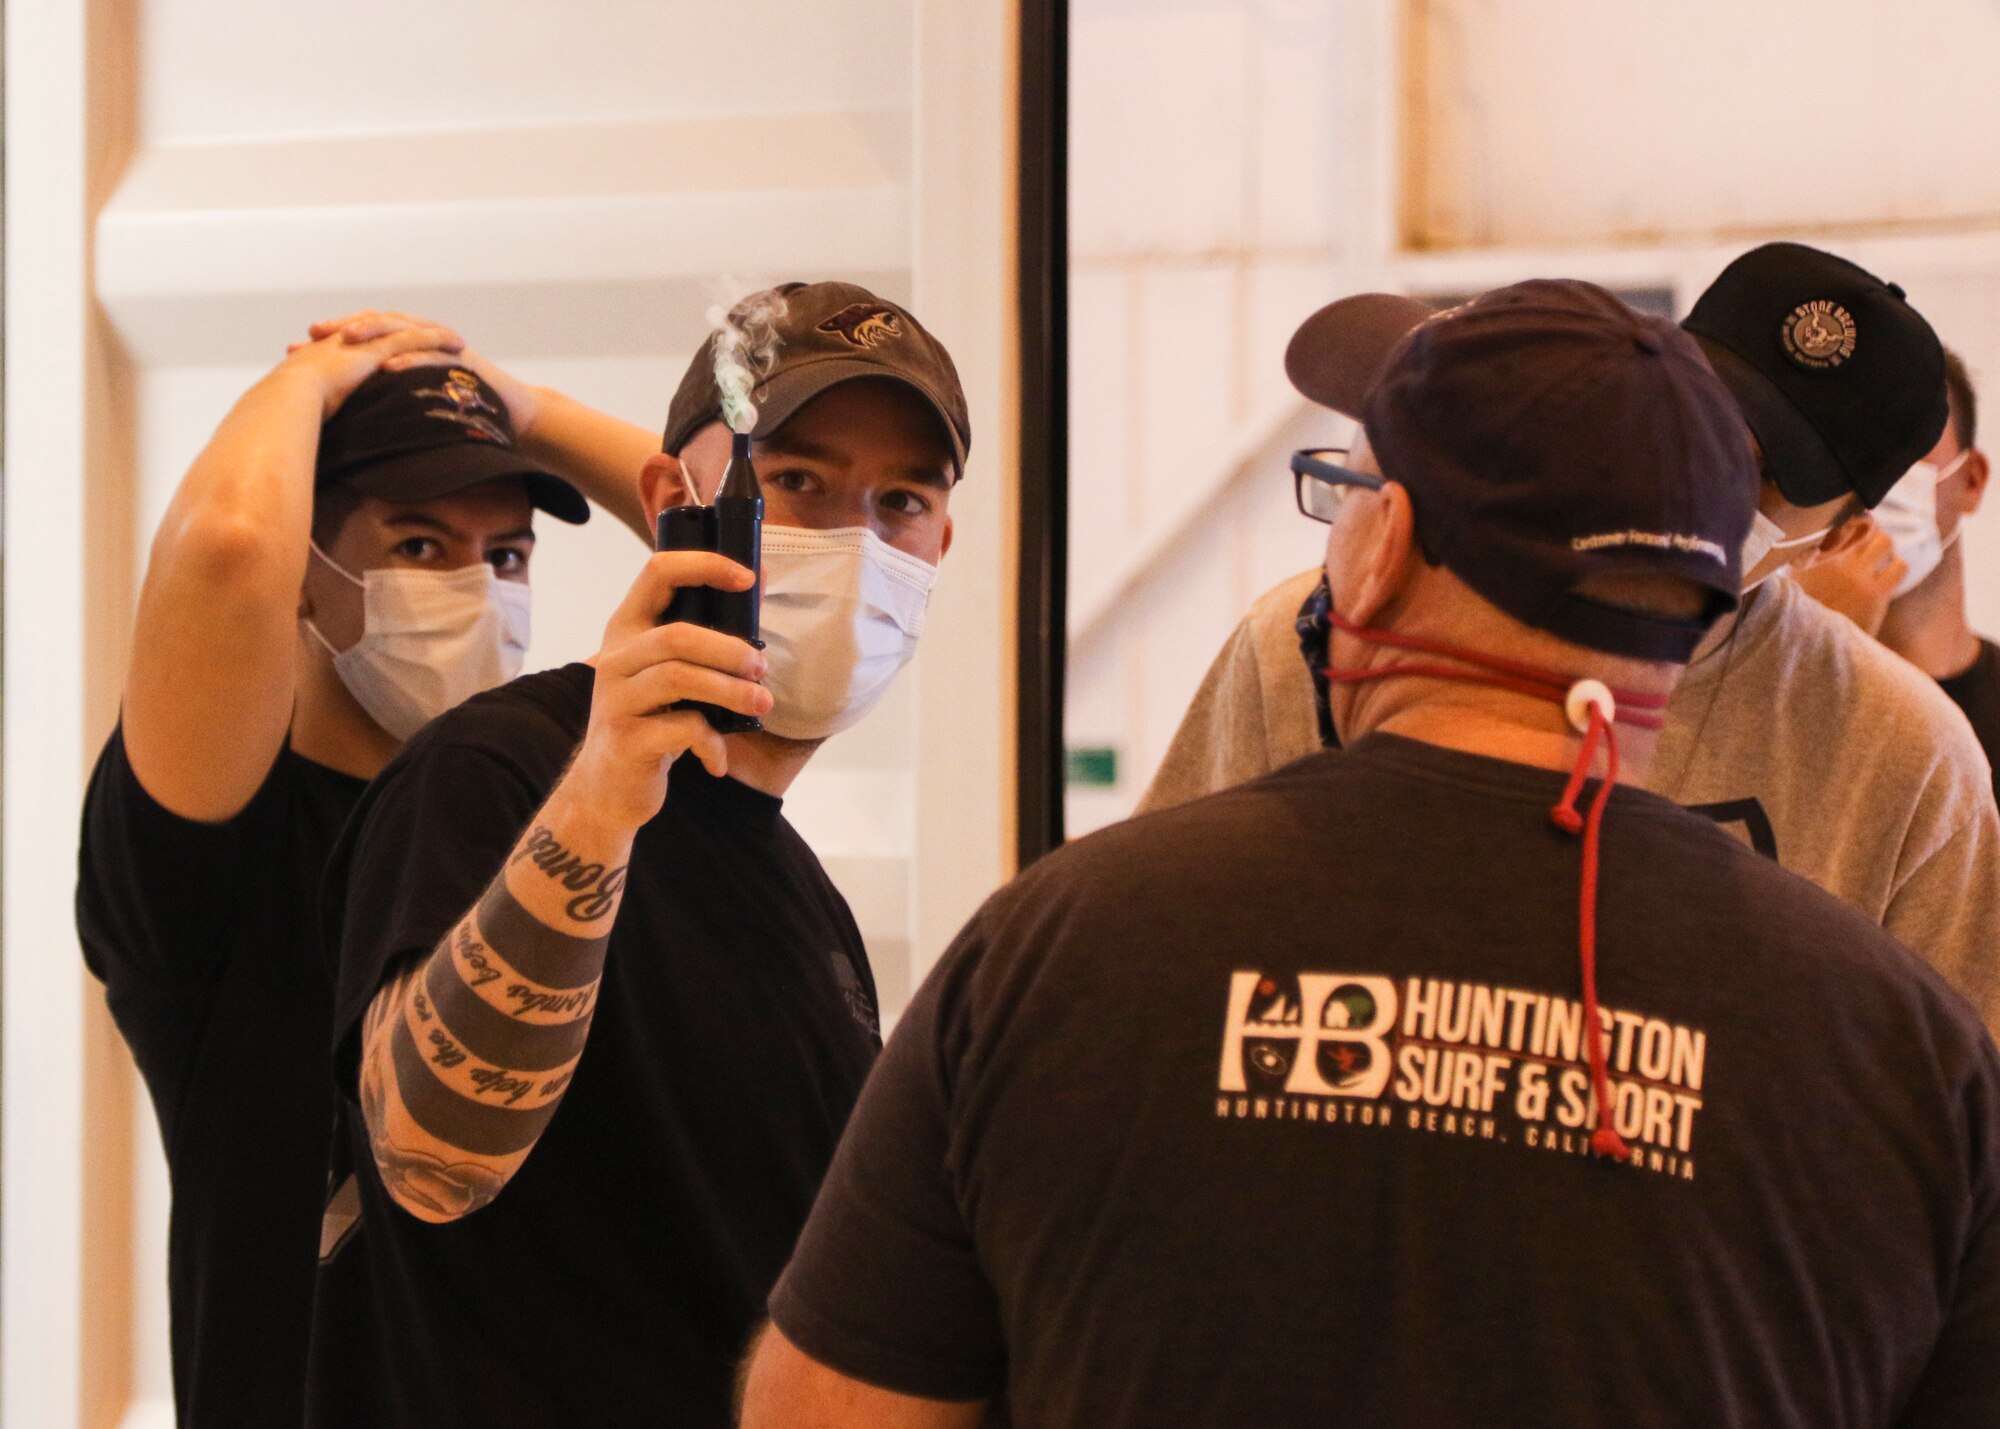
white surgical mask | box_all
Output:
[305,543,531,740]
[1740,511,1832,593]
[1874,451,1972,597]
[758,526,937,741]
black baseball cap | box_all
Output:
[662,281,972,478]
[316,366,589,523]
[1285,279,1759,662]
[1681,242,1947,509]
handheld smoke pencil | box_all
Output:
[656,431,765,733]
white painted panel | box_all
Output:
[1067,268,1136,620]
[141,0,914,143]
[1411,0,2000,249]
[5,0,93,1421]
[1132,261,1240,514]
[1070,5,1252,258]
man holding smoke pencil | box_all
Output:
[306,282,970,1428]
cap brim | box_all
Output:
[337,443,591,525]
[752,358,969,479]
[1285,294,1438,417]
[1688,334,1852,509]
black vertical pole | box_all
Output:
[1016,0,1068,867]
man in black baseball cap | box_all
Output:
[73,325,638,1428]
[306,281,967,1424]
[1143,243,2000,1039]
[741,278,2000,1427]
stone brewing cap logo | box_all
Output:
[1781,299,1858,370]
[818,302,903,349]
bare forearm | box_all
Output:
[518,387,658,541]
[360,781,636,1220]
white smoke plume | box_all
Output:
[707,281,790,434]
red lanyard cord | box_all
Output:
[1325,608,1648,1161]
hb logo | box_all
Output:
[1218,971,1398,1098]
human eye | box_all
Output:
[488,546,530,576]
[882,488,935,518]
[763,467,820,494]
[393,536,445,562]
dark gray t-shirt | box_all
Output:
[773,735,2000,1427]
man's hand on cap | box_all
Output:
[307,310,543,441]
[278,320,467,421]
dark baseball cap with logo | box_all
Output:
[316,365,589,524]
[662,281,972,479]
[1681,242,1947,509]
[1285,278,1759,662]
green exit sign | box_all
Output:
[1064,746,1119,788]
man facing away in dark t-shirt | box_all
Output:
[743,280,2000,1428]
[1802,349,2000,801]
[307,282,971,1427]
[71,314,650,1427]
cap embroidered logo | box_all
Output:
[1781,300,1858,369]
[413,369,511,444]
[817,303,903,349]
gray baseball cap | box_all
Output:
[662,281,971,479]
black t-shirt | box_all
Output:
[1938,638,2000,805]
[76,726,366,1429]
[772,736,2000,1427]
[309,663,880,1429]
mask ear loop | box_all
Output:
[302,541,365,657]
[308,540,366,588]
[1325,612,1657,1162]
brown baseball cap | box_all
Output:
[662,281,972,479]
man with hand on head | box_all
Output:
[1801,350,1999,794]
[743,280,2000,1429]
[306,282,967,1428]
[1143,244,2000,1034]
[73,321,624,1428]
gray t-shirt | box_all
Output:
[1141,570,2000,1033]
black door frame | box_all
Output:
[1016,0,1068,866]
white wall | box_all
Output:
[1406,0,2000,250]
[1067,0,2000,832]
[1064,0,1395,834]
[5,2,1019,1422]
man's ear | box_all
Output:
[639,453,691,522]
[1341,483,1419,626]
[938,513,954,562]
[1962,450,1990,518]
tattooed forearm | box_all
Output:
[359,794,635,1222]
[510,824,628,920]
[360,961,510,1222]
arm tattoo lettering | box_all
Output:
[361,807,629,1221]
[361,962,509,1221]
[510,825,629,921]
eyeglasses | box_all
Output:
[1292,448,1385,524]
